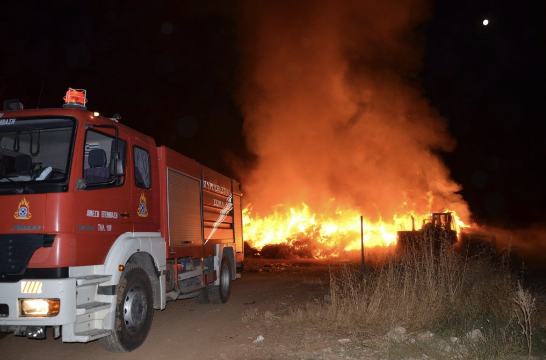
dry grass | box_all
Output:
[322,230,513,333]
[277,229,546,358]
[513,280,537,356]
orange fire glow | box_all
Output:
[236,0,472,258]
[243,201,470,256]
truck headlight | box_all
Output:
[19,299,60,317]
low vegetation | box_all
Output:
[261,229,546,359]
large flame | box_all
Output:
[236,0,471,257]
[243,200,469,256]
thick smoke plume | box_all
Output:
[237,0,470,224]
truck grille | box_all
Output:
[0,234,55,276]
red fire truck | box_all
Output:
[0,89,244,352]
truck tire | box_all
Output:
[207,256,232,304]
[100,264,154,352]
[194,288,210,303]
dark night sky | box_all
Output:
[423,0,545,227]
[1,1,544,228]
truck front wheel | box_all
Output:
[207,256,232,304]
[100,264,154,352]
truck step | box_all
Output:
[76,301,111,316]
[76,275,112,287]
[166,291,180,301]
[73,329,111,342]
[178,292,200,300]
[177,269,202,281]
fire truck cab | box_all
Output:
[0,89,244,352]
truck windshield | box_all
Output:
[0,117,75,193]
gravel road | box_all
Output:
[0,260,330,360]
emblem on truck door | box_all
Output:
[137,192,148,217]
[14,197,32,220]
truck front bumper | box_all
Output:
[0,278,76,328]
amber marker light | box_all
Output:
[63,88,87,107]
[19,299,60,317]
[118,264,125,272]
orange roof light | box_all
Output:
[63,88,87,109]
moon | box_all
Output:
[483,19,489,26]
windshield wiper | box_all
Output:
[0,175,15,183]
[15,186,34,194]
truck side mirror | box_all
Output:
[109,139,126,177]
[111,152,125,176]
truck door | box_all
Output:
[131,140,159,233]
[73,127,132,265]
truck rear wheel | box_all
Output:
[207,256,232,304]
[100,264,154,352]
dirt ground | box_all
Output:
[0,259,369,360]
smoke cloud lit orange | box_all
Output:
[237,0,470,253]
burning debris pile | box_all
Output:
[236,0,471,254]
[244,234,319,260]
[243,203,469,259]
[245,230,327,259]
[242,204,368,259]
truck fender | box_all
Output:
[214,244,235,284]
[102,232,166,309]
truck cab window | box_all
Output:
[83,129,126,188]
[0,118,74,190]
[134,146,151,189]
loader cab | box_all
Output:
[422,212,458,245]
[425,212,455,232]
